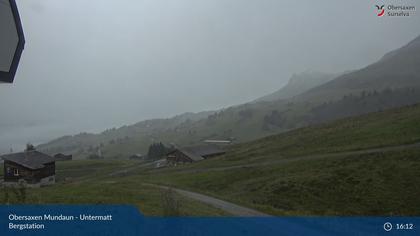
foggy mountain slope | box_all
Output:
[297,35,420,102]
[254,71,338,102]
[37,110,216,156]
[37,70,338,157]
[38,35,420,159]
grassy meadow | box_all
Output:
[1,104,420,216]
[140,148,420,216]
[0,160,228,216]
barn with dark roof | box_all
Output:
[1,150,56,187]
[166,145,226,164]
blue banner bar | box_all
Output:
[0,205,418,236]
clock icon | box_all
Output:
[384,222,393,232]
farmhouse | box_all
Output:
[2,151,56,187]
[166,145,226,164]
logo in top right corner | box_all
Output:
[376,5,385,16]
[375,4,416,17]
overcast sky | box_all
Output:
[0,0,419,152]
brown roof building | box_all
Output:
[166,145,226,164]
[2,151,55,187]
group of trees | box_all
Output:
[108,136,130,145]
[147,142,169,159]
[310,87,420,123]
[205,110,228,126]
[238,109,254,120]
[262,110,286,131]
[25,143,36,151]
[259,87,420,132]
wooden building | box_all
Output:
[166,145,226,164]
[2,151,56,187]
[54,153,73,161]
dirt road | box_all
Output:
[144,183,270,217]
[76,142,420,216]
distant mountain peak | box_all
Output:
[300,34,420,102]
[254,71,338,102]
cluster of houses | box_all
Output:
[129,144,227,167]
[0,141,228,188]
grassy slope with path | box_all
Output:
[137,104,420,216]
[0,160,228,216]
[161,103,420,170]
[1,104,420,216]
[142,149,420,216]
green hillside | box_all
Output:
[3,104,420,216]
[138,104,420,215]
[37,35,420,160]
[39,85,420,161]
[145,149,420,215]
[166,103,420,169]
